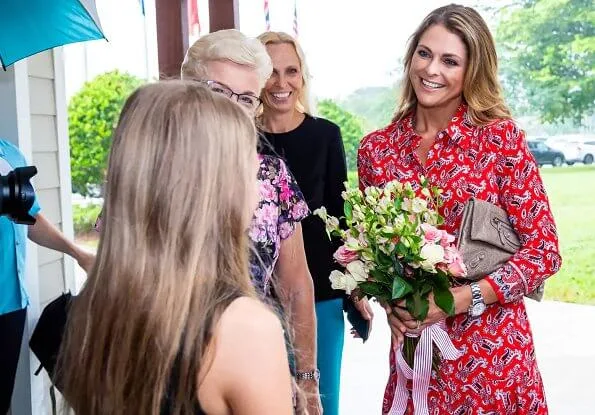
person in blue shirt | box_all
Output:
[0,138,95,414]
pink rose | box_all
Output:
[448,258,467,278]
[333,245,359,267]
[421,223,442,244]
[440,230,456,247]
[443,245,462,264]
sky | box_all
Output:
[63,0,486,101]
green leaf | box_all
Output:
[359,281,389,300]
[369,268,392,286]
[433,285,455,316]
[406,292,429,321]
[391,276,413,300]
[344,201,353,221]
[392,258,404,277]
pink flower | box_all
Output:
[440,230,456,247]
[421,223,442,244]
[291,201,309,219]
[279,222,294,239]
[259,180,276,200]
[279,181,291,202]
[443,245,462,264]
[334,245,359,267]
[448,258,467,278]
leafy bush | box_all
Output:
[72,204,102,235]
[69,70,144,196]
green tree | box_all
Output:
[341,86,398,131]
[317,99,365,171]
[69,70,144,196]
[496,0,594,124]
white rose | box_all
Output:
[329,270,348,292]
[411,197,428,213]
[420,243,445,272]
[346,260,368,282]
[343,273,359,294]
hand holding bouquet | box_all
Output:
[315,178,465,414]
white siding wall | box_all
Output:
[28,51,68,308]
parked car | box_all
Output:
[527,140,565,167]
[545,136,582,165]
[576,140,595,165]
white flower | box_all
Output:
[345,236,362,251]
[313,207,327,220]
[329,270,358,294]
[411,197,428,213]
[419,243,445,272]
[346,260,368,282]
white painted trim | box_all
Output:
[53,47,78,294]
[10,59,45,415]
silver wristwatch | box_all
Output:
[468,282,486,317]
[296,369,320,382]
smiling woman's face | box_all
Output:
[409,24,467,110]
[262,43,303,114]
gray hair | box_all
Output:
[181,29,273,90]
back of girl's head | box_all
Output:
[58,81,259,415]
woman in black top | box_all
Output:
[257,31,374,415]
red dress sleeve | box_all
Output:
[485,121,562,303]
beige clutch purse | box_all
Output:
[457,198,544,302]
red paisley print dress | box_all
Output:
[357,105,561,415]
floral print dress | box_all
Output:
[249,154,310,296]
[358,105,561,415]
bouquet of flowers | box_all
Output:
[315,178,465,413]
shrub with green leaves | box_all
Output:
[69,70,144,196]
[72,203,103,235]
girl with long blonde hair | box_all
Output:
[58,82,293,415]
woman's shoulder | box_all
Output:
[304,114,341,139]
[259,154,291,179]
[216,297,285,358]
[479,118,525,151]
[360,120,401,152]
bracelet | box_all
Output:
[296,369,320,382]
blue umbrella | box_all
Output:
[0,0,106,69]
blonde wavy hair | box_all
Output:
[58,82,259,415]
[181,29,273,90]
[394,4,511,125]
[257,31,314,115]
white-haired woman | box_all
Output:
[181,29,321,414]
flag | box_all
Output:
[188,0,200,38]
[264,0,270,31]
[293,0,298,38]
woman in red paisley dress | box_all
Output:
[357,5,561,415]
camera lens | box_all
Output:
[0,166,38,225]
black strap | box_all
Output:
[50,385,57,415]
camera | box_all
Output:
[0,166,38,225]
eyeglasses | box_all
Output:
[198,80,262,111]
